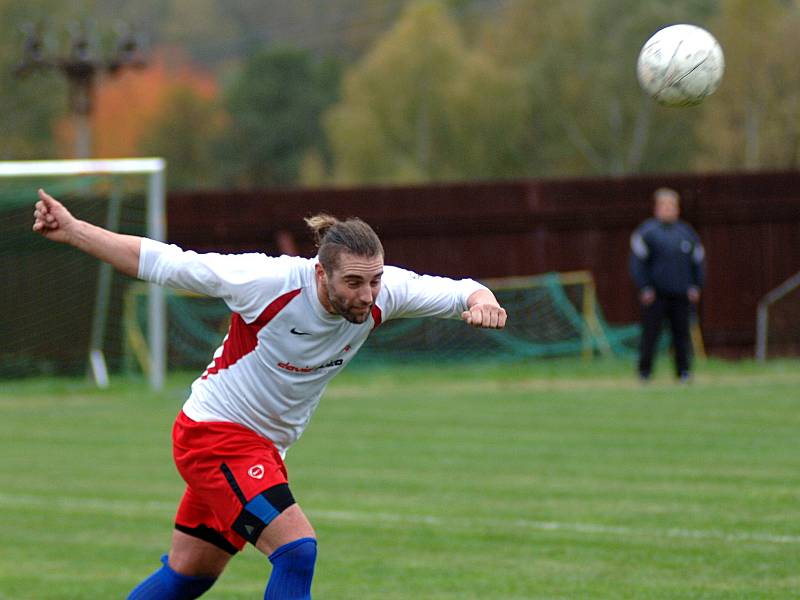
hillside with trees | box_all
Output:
[4,0,800,188]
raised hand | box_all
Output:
[32,189,77,244]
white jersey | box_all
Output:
[138,239,485,453]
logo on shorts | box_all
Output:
[248,464,265,479]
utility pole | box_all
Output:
[15,21,147,159]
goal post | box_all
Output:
[755,270,800,361]
[0,158,167,390]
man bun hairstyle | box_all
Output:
[305,213,384,272]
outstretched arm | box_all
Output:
[32,188,141,278]
[462,288,507,329]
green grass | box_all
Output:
[1,358,799,599]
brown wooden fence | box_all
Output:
[168,171,800,356]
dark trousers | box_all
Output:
[638,293,691,378]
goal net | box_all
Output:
[0,159,166,389]
[756,271,800,360]
[355,271,641,366]
[120,270,643,376]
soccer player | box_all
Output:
[630,187,705,382]
[32,189,507,600]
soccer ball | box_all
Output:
[636,24,725,107]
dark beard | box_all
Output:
[328,292,371,324]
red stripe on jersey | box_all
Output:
[371,305,382,329]
[202,288,302,379]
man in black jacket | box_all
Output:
[630,187,705,382]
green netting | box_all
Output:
[0,175,147,378]
[122,272,648,375]
[352,273,643,365]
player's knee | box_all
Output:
[265,538,317,599]
[127,554,216,600]
[270,537,317,572]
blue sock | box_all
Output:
[127,554,216,599]
[264,537,317,600]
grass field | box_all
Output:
[1,357,799,599]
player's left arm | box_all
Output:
[462,288,507,329]
[33,188,141,277]
[381,267,506,328]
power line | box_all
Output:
[15,20,147,158]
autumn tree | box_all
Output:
[324,0,530,184]
[697,0,800,170]
[52,46,220,170]
[139,85,227,189]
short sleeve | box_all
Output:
[138,238,304,322]
[378,265,486,321]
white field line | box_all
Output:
[1,493,798,546]
[316,509,800,545]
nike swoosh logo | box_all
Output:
[290,328,311,335]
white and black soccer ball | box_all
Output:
[636,24,725,107]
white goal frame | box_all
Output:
[755,270,800,361]
[0,158,167,390]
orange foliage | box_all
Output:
[55,46,218,158]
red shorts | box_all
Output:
[172,411,294,552]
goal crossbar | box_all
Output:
[0,158,165,177]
